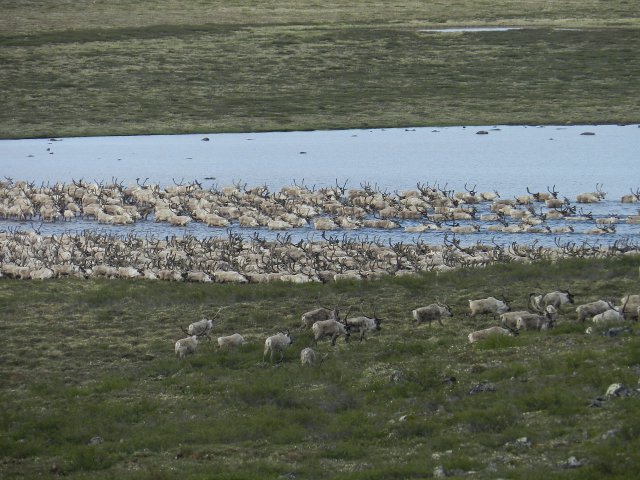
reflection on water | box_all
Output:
[1,125,639,197]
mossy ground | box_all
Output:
[1,1,639,138]
[1,256,640,478]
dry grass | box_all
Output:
[2,0,638,35]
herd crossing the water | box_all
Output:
[1,179,639,234]
[1,178,640,282]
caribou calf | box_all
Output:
[346,308,383,341]
[529,290,574,311]
[312,319,350,346]
[468,326,514,343]
[217,333,247,350]
[175,335,199,358]
[263,331,293,363]
[186,318,214,341]
[576,300,614,322]
[300,347,328,366]
[500,310,531,330]
[301,307,337,329]
[469,297,509,316]
[412,302,452,327]
[516,306,558,331]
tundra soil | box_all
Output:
[1,256,640,479]
[1,0,639,138]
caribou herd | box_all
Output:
[1,178,639,282]
[1,178,638,359]
[175,291,640,363]
[1,179,638,235]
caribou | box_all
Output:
[412,301,452,327]
[263,331,294,363]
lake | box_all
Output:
[2,124,639,196]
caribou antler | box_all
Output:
[464,183,477,196]
[526,187,541,202]
[210,306,227,321]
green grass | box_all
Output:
[1,256,640,478]
[1,1,639,138]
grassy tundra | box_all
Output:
[2,2,640,478]
[1,0,639,138]
[1,256,640,479]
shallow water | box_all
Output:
[418,27,522,33]
[1,125,639,246]
[2,198,637,249]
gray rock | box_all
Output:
[88,436,103,445]
[601,429,619,439]
[469,382,496,395]
[588,396,606,407]
[434,465,447,478]
[505,436,531,449]
[565,456,583,468]
[390,370,405,384]
[606,383,633,398]
[603,327,633,337]
[442,376,457,385]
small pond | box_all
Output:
[418,27,523,33]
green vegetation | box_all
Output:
[1,1,639,138]
[2,2,638,478]
[1,256,640,478]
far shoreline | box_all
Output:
[2,121,639,142]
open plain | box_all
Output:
[1,0,639,138]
